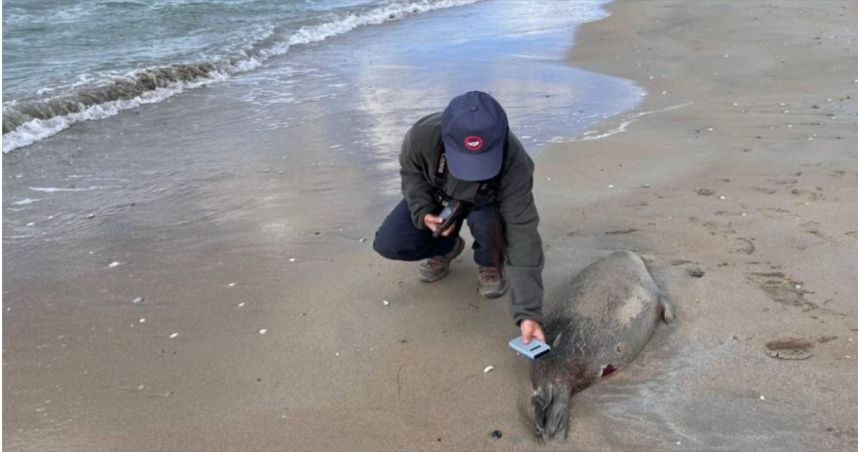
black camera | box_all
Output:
[432,198,465,238]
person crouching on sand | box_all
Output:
[373,91,546,344]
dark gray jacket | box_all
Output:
[399,112,543,325]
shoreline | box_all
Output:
[4,0,858,450]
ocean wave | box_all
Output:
[2,0,481,153]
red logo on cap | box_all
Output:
[463,136,484,152]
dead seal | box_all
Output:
[530,250,674,441]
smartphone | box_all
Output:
[508,336,551,361]
[438,204,454,220]
[432,199,463,238]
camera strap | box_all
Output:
[433,147,502,208]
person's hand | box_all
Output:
[423,214,456,237]
[520,319,546,345]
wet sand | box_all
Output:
[4,0,858,450]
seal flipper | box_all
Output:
[659,292,675,324]
[532,382,571,441]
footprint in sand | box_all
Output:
[764,337,814,360]
[752,186,777,195]
[801,221,827,240]
[605,228,638,235]
[758,207,794,220]
[790,188,824,201]
[746,271,816,311]
[735,237,756,254]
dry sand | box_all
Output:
[4,0,858,450]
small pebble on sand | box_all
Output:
[139,318,146,324]
[760,395,766,400]
[108,261,121,268]
[383,300,389,306]
[132,297,145,305]
[259,329,267,335]
[228,282,236,287]
[289,258,296,262]
[26,222,35,226]
[608,184,614,188]
[237,302,245,308]
[359,237,366,243]
[169,333,179,339]
[483,365,495,374]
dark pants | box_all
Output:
[373,199,495,266]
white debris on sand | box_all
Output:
[289,258,296,262]
[169,333,179,339]
[228,282,236,287]
[383,300,389,306]
[237,302,245,308]
[132,297,145,305]
[108,261,122,268]
[483,365,495,374]
[138,318,146,324]
[259,329,267,335]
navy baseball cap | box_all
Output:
[440,91,508,181]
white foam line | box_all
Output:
[28,186,108,193]
[3,75,229,152]
[572,102,694,142]
[12,198,42,205]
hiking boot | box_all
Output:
[478,266,508,298]
[418,237,465,282]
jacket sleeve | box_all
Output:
[399,128,437,229]
[498,149,544,325]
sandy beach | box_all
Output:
[4,0,858,450]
